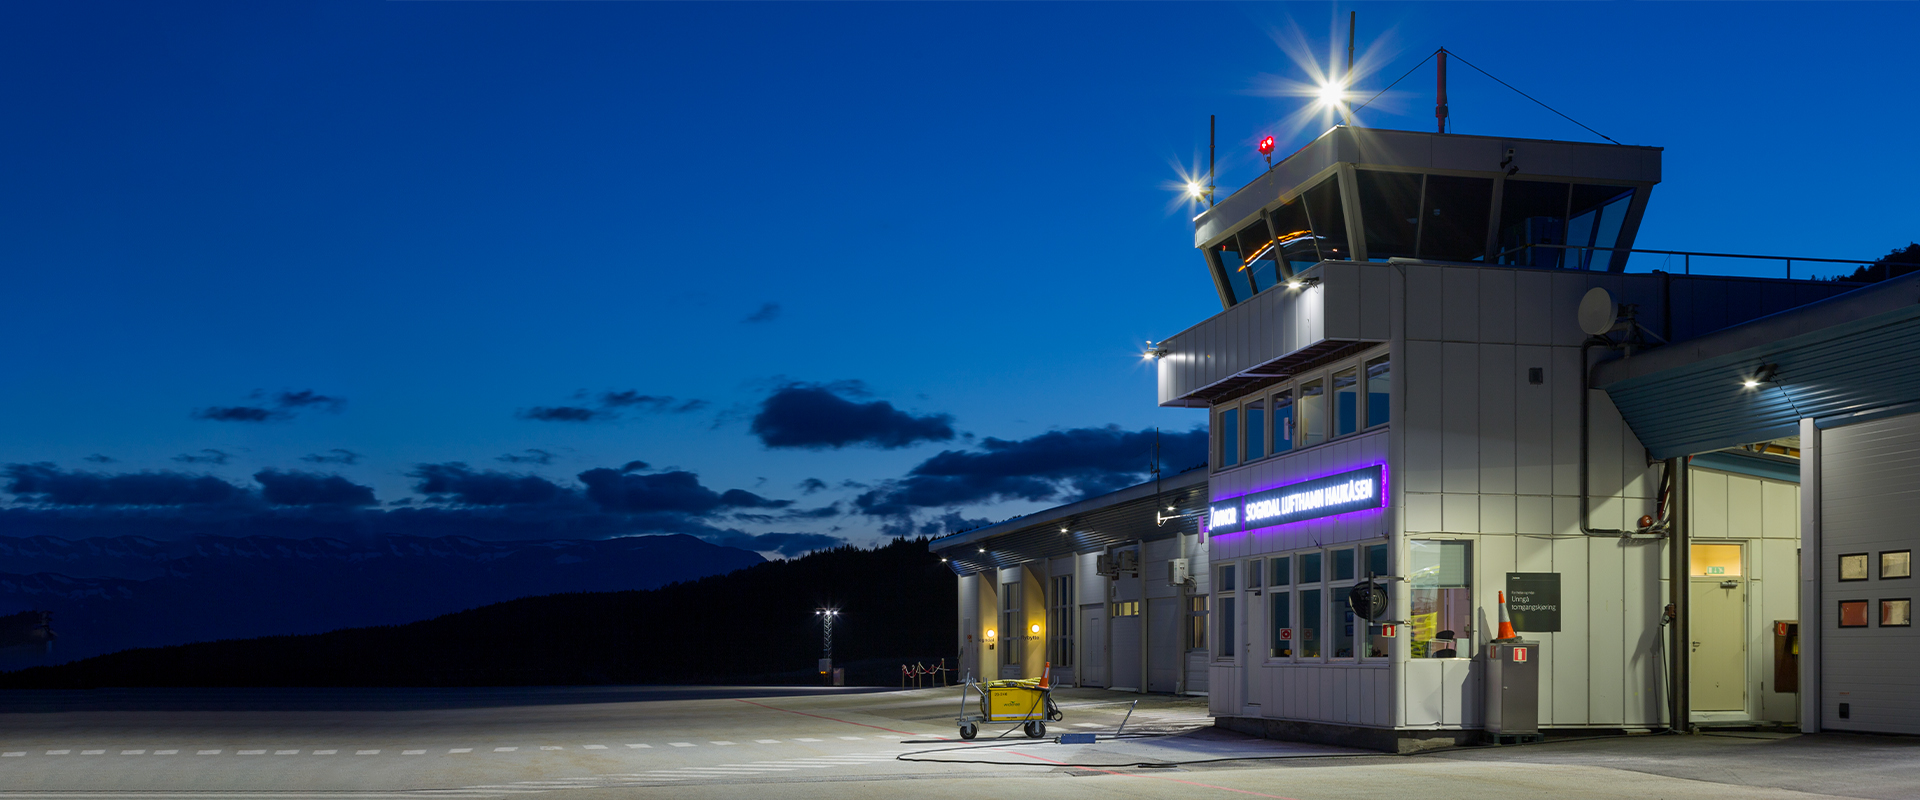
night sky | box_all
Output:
[5,2,1917,557]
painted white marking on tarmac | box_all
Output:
[197,750,221,755]
[81,750,105,755]
[837,736,863,740]
[155,750,178,755]
[313,750,337,755]
[494,747,517,752]
[754,739,780,744]
[276,750,300,755]
[667,742,696,748]
[403,750,426,755]
[46,750,70,755]
[792,738,822,742]
[1072,723,1102,728]
[624,744,650,749]
[710,741,736,745]
[540,746,562,751]
[239,750,266,755]
[355,750,380,755]
[121,750,146,755]
[3,752,23,757]
[583,745,607,750]
[449,748,472,754]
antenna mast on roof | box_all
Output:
[1207,115,1216,207]
[1343,11,1357,127]
[1436,48,1449,133]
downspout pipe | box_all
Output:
[1668,457,1692,732]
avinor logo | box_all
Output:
[1206,465,1384,535]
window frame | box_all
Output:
[1049,575,1074,668]
[1210,347,1390,475]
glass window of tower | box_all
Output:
[1497,180,1572,268]
[1418,175,1495,262]
[1356,170,1422,261]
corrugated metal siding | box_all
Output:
[1820,413,1920,734]
[1607,306,1920,459]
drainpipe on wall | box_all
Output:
[1580,337,1636,537]
[1175,532,1189,696]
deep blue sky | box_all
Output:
[4,2,1916,555]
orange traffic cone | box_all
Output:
[1494,591,1520,641]
[1039,661,1051,688]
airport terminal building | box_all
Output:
[935,125,1920,747]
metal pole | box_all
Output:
[1435,49,1449,133]
[1669,461,1691,732]
[1207,115,1216,207]
[1344,11,1356,127]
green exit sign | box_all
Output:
[1707,566,1726,575]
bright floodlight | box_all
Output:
[1743,379,1761,389]
[1316,80,1345,108]
[1185,181,1205,199]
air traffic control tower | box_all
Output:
[1156,125,1853,749]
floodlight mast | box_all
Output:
[1436,49,1449,133]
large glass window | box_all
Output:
[1272,388,1295,454]
[1333,548,1356,581]
[1270,555,1291,587]
[1298,588,1322,658]
[1333,368,1359,437]
[1567,185,1636,270]
[1298,378,1327,447]
[1409,540,1474,658]
[1219,408,1240,468]
[1356,170,1422,261]
[1365,544,1391,658]
[1245,397,1266,461]
[1270,590,1293,658]
[1268,196,1322,275]
[1218,563,1237,592]
[1497,180,1571,268]
[1301,175,1351,261]
[1418,175,1495,262]
[1213,239,1256,303]
[1001,581,1023,666]
[1234,219,1281,294]
[1300,552,1323,583]
[1365,356,1391,427]
[1049,575,1074,668]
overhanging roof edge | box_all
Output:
[927,468,1208,555]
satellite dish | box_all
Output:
[1577,287,1616,337]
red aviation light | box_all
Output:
[1258,136,1276,156]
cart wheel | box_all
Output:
[959,723,978,740]
[1023,721,1046,739]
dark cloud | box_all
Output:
[578,469,790,515]
[517,406,609,423]
[620,460,650,473]
[785,503,842,520]
[918,511,993,537]
[193,406,276,423]
[83,454,116,464]
[750,381,956,450]
[5,463,248,507]
[797,478,829,495]
[301,449,361,465]
[193,390,345,423]
[410,463,574,506]
[743,302,781,323]
[172,449,233,465]
[497,449,556,465]
[273,390,346,413]
[854,425,1208,516]
[519,392,707,423]
[253,469,377,507]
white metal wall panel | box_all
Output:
[1111,617,1142,691]
[1820,413,1920,734]
[1148,597,1179,693]
[1080,606,1107,688]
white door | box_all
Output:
[1079,605,1107,687]
[1691,576,1748,712]
[1240,587,1265,715]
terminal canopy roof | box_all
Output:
[927,468,1207,575]
[1595,272,1920,459]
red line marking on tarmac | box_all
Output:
[732,699,934,737]
[1006,750,1303,800]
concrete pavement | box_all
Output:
[0,685,1910,799]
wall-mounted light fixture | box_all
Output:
[1741,363,1779,389]
[1143,340,1169,360]
[1029,623,1041,635]
[1286,276,1322,291]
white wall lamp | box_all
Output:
[1741,363,1779,389]
[1286,276,1322,291]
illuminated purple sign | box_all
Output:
[1208,465,1385,535]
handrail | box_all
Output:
[1493,243,1872,279]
